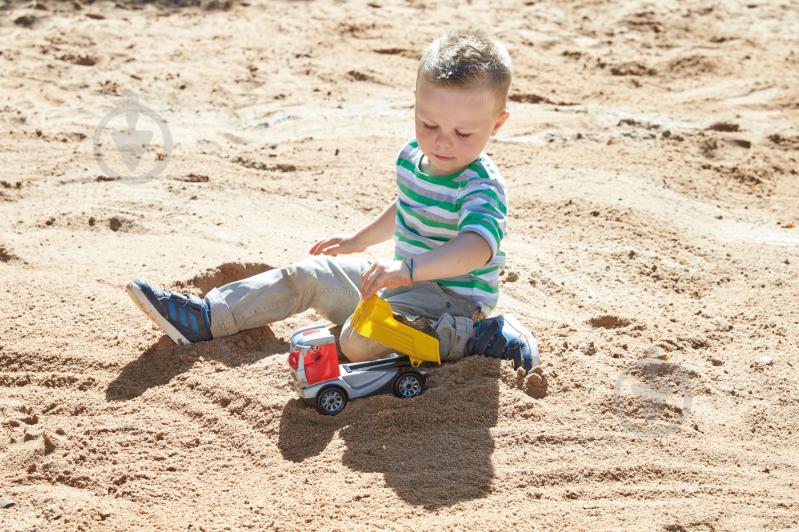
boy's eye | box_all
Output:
[421,121,471,137]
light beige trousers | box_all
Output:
[204,255,481,362]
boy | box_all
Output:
[127,29,539,371]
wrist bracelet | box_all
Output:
[405,257,414,286]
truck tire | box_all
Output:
[316,385,348,415]
[393,371,424,399]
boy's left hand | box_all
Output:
[359,259,412,300]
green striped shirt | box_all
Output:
[394,139,508,314]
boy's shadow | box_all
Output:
[277,357,501,509]
[105,326,287,401]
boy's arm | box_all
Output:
[412,232,491,281]
[309,199,396,256]
[352,200,396,249]
[359,176,505,299]
[358,232,492,300]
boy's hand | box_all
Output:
[359,259,412,300]
[309,234,366,256]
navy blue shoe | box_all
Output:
[126,278,212,344]
[466,314,540,371]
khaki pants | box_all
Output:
[204,255,483,362]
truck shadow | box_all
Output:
[277,357,501,509]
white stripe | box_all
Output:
[396,187,459,221]
[395,223,447,248]
[395,238,431,256]
[397,165,460,201]
[397,195,459,227]
[397,209,459,240]
[459,183,507,206]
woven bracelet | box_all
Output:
[405,258,414,286]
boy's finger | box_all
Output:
[361,275,375,299]
[360,282,370,300]
[318,242,334,254]
[370,272,386,297]
[361,270,380,300]
[358,272,368,297]
[360,263,375,284]
[310,240,326,254]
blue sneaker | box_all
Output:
[126,278,212,344]
[466,314,540,371]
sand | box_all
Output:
[1,0,798,529]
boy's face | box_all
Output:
[414,77,509,176]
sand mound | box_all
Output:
[173,262,272,298]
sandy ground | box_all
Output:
[1,0,799,529]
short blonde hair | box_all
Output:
[417,29,513,114]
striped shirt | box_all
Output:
[393,139,508,314]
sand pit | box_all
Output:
[1,0,798,529]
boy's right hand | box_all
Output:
[309,234,366,256]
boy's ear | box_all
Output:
[491,110,510,136]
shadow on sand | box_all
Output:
[276,357,501,509]
[106,325,287,401]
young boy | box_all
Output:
[127,29,539,371]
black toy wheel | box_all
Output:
[393,371,424,399]
[315,385,348,416]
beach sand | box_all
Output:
[1,0,798,528]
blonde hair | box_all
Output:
[417,29,513,114]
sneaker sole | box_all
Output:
[126,281,191,345]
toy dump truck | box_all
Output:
[288,295,441,415]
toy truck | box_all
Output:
[288,324,427,415]
[288,295,442,416]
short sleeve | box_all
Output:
[396,139,420,168]
[457,178,508,260]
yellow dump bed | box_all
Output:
[350,295,441,367]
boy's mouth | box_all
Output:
[433,153,455,161]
